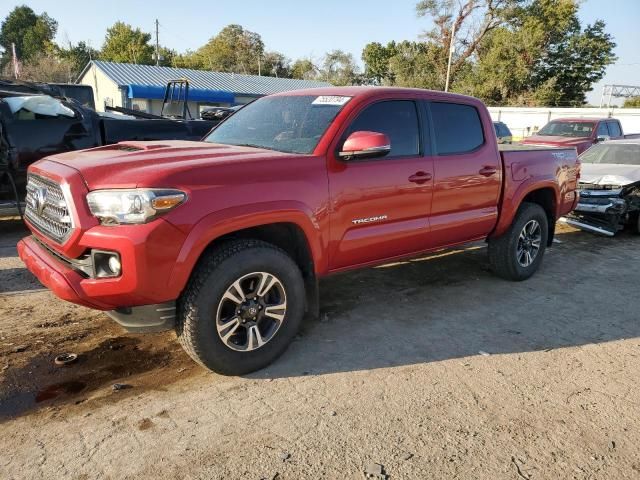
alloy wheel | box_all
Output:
[215,272,287,352]
[516,219,542,267]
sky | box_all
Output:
[2,0,639,105]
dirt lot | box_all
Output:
[1,218,639,479]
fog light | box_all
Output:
[108,256,122,275]
[92,250,122,278]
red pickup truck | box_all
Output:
[17,87,580,374]
[522,117,625,154]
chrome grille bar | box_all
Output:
[24,174,73,243]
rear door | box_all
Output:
[426,100,502,248]
[327,99,434,270]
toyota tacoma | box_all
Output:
[17,87,580,374]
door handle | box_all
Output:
[408,171,432,184]
[479,166,498,177]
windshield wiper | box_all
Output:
[233,143,282,152]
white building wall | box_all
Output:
[488,107,640,140]
[78,64,126,112]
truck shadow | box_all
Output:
[2,226,638,417]
[0,268,44,293]
[0,218,27,259]
[255,228,640,379]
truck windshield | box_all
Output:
[204,95,351,154]
[537,121,595,138]
[580,143,640,165]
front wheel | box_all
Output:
[177,239,305,375]
[488,203,549,281]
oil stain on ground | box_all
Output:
[0,334,195,420]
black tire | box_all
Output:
[488,202,549,281]
[176,239,305,375]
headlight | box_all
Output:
[87,189,186,225]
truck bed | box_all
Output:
[491,145,580,239]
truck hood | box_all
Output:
[522,135,591,148]
[43,140,300,189]
[580,163,640,187]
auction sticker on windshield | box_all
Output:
[312,96,352,106]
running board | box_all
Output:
[560,217,615,237]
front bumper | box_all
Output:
[18,235,179,332]
[18,216,188,330]
[565,190,628,236]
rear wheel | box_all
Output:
[177,239,305,375]
[488,203,549,281]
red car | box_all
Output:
[18,87,580,374]
[522,117,625,154]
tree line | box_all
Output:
[0,1,622,107]
[0,6,359,87]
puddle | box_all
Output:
[35,381,86,402]
[0,334,194,420]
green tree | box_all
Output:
[2,52,74,82]
[100,22,154,64]
[196,24,264,74]
[624,97,640,108]
[320,50,359,86]
[532,19,616,105]
[415,0,522,87]
[57,41,99,78]
[171,50,202,69]
[459,0,616,106]
[0,5,58,65]
[261,51,291,77]
[291,58,316,80]
[362,41,397,84]
[389,41,446,89]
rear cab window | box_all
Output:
[607,121,622,137]
[429,102,484,155]
[597,122,610,137]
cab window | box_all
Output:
[430,102,484,155]
[607,121,622,137]
[346,100,420,158]
[597,122,609,137]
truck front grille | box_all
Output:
[25,174,73,243]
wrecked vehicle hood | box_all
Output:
[580,163,640,187]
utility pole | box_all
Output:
[444,23,456,92]
[11,43,20,79]
[155,19,160,66]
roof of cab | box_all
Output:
[548,117,612,122]
[268,85,482,103]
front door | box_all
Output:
[327,99,434,270]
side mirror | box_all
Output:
[338,131,391,160]
[596,135,610,143]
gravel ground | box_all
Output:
[1,218,639,479]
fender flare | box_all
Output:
[492,177,561,238]
[167,200,326,295]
